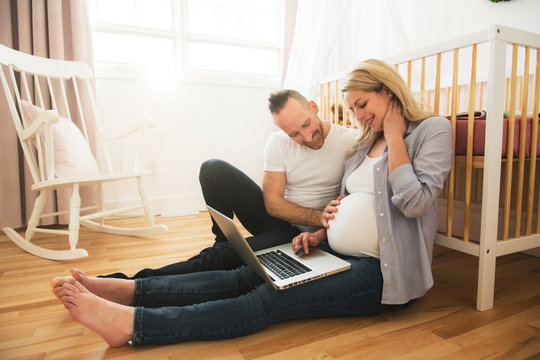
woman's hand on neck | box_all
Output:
[378,99,410,173]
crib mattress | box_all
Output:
[449,111,540,158]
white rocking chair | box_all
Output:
[0,44,167,260]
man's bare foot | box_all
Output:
[61,280,134,347]
[51,268,135,306]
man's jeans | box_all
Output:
[131,244,402,344]
[102,159,300,279]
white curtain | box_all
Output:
[281,0,298,82]
[283,0,411,99]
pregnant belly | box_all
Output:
[327,192,379,256]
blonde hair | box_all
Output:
[341,59,433,147]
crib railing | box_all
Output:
[318,25,540,311]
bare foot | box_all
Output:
[51,275,75,301]
[61,280,134,347]
[51,268,134,306]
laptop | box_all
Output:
[207,206,351,290]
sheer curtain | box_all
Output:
[281,0,298,82]
[0,0,96,228]
[283,0,411,99]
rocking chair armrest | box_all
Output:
[19,110,59,141]
[102,118,154,141]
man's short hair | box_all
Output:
[268,89,310,114]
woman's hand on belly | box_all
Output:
[322,195,347,228]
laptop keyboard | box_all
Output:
[257,250,312,280]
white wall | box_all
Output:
[394,0,539,50]
[95,77,278,216]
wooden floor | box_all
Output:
[1,213,539,360]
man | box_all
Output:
[102,90,359,279]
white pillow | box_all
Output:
[20,100,100,178]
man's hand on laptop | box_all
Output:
[292,229,327,255]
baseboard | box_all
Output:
[104,194,206,217]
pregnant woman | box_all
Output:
[51,59,453,346]
[293,59,452,305]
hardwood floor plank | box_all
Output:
[437,324,540,359]
[327,330,444,359]
[361,304,461,338]
[239,318,379,360]
[432,295,540,340]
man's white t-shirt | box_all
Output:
[264,123,360,232]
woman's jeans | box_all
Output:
[102,159,300,279]
[131,245,402,345]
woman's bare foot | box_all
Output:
[51,268,135,306]
[51,275,76,301]
[61,280,134,347]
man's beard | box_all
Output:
[302,123,325,150]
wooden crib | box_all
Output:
[319,25,540,311]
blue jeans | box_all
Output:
[131,244,402,345]
[102,159,300,279]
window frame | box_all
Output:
[89,0,283,88]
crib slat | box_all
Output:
[327,82,331,121]
[502,44,519,241]
[335,80,339,125]
[464,44,478,242]
[320,84,323,119]
[446,49,459,238]
[321,94,328,120]
[527,49,540,235]
[321,85,325,121]
[434,53,441,114]
[421,57,426,106]
[514,47,531,237]
[344,95,351,127]
[407,61,412,88]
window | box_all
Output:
[88,0,282,83]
